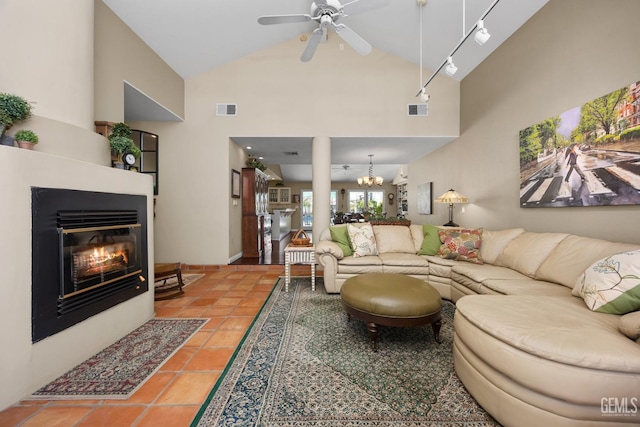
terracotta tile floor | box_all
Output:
[0,265,314,427]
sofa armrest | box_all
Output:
[316,240,344,260]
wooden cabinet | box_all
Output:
[242,168,269,258]
[268,187,291,204]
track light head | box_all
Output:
[474,20,491,45]
[445,56,457,76]
[419,88,430,103]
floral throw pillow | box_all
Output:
[572,250,640,315]
[347,223,378,257]
[436,228,483,264]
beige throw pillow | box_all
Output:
[347,223,378,257]
[618,311,640,341]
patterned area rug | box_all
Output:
[30,318,207,400]
[192,277,499,426]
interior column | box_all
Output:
[312,136,331,242]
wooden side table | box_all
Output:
[154,262,185,300]
[284,244,316,292]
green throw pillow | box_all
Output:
[418,224,442,256]
[330,225,353,257]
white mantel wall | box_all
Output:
[0,0,155,411]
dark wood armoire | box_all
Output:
[241,168,269,257]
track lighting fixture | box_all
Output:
[444,56,457,77]
[415,0,500,98]
[419,88,430,103]
[474,20,491,45]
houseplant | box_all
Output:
[246,156,266,171]
[108,122,135,168]
[0,93,33,146]
[14,129,38,150]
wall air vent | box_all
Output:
[216,103,237,116]
[408,104,428,116]
[284,151,299,156]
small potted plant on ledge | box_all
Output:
[108,122,134,169]
[246,155,266,171]
[0,93,33,146]
[14,129,39,150]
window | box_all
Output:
[347,190,385,214]
[131,130,159,195]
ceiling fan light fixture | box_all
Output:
[445,56,457,76]
[474,20,491,45]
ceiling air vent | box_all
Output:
[408,104,428,117]
[216,103,237,116]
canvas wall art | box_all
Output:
[519,81,640,208]
[417,182,433,214]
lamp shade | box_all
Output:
[435,189,469,204]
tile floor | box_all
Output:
[0,265,313,427]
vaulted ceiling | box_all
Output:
[104,0,549,182]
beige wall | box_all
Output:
[408,0,640,244]
[0,0,94,130]
[94,0,185,122]
[136,35,459,265]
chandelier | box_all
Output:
[357,154,383,187]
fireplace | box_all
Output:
[32,188,148,343]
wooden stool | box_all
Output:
[154,262,185,300]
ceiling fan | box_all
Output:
[257,0,372,62]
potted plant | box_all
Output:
[14,129,39,150]
[246,156,266,171]
[0,93,33,146]
[108,122,134,168]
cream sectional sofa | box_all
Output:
[316,223,640,426]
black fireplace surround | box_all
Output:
[31,188,149,343]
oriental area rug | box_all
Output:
[192,277,499,426]
[30,318,207,400]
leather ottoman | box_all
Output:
[340,272,442,350]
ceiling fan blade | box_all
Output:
[342,0,388,14]
[301,27,324,62]
[257,14,312,25]
[333,23,372,56]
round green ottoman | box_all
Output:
[341,273,442,351]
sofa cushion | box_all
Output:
[572,250,640,314]
[375,253,430,275]
[536,235,640,288]
[480,279,573,297]
[410,224,425,252]
[418,224,442,256]
[337,255,384,274]
[480,228,525,265]
[619,311,640,341]
[497,232,568,277]
[456,295,640,372]
[329,225,353,257]
[378,252,430,267]
[453,263,530,283]
[437,228,483,264]
[348,223,378,257]
[372,225,416,254]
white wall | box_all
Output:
[407,0,640,244]
[0,147,155,411]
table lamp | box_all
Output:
[435,189,469,227]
